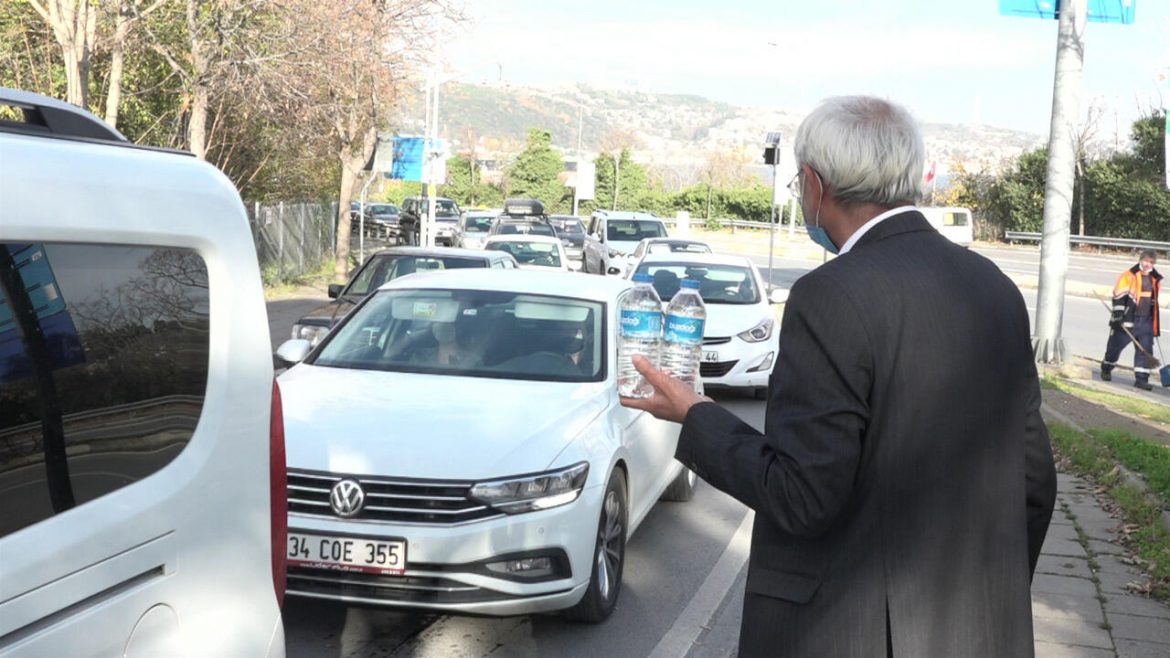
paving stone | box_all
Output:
[1037,555,1094,580]
[1033,573,1099,597]
[1077,520,1123,543]
[1103,594,1170,620]
[1050,513,1075,526]
[1088,539,1128,556]
[1107,613,1170,644]
[1032,614,1114,649]
[1068,504,1119,527]
[1095,555,1146,578]
[1115,638,1170,658]
[1098,571,1152,596]
[1043,537,1090,559]
[1047,523,1081,543]
[1035,641,1113,658]
[1031,592,1106,623]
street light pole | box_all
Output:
[764,131,782,295]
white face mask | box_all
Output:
[1140,260,1155,274]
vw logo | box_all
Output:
[329,479,365,518]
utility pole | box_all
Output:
[1033,0,1087,364]
[574,104,583,216]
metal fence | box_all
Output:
[247,201,337,283]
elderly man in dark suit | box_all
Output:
[623,96,1056,657]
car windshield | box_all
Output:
[418,199,458,216]
[607,220,667,242]
[486,241,562,268]
[554,219,584,235]
[312,289,604,382]
[346,255,486,296]
[636,262,759,304]
[464,215,495,233]
[648,241,710,255]
[367,204,398,215]
[498,222,556,237]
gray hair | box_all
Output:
[794,96,925,207]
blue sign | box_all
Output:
[999,0,1135,24]
[389,136,426,181]
[0,244,86,384]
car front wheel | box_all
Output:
[564,468,627,623]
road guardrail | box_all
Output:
[1004,231,1170,253]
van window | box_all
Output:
[0,243,209,538]
[943,212,969,227]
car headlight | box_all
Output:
[469,462,589,514]
[291,323,330,347]
[737,318,774,343]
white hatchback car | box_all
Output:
[483,234,570,271]
[630,253,784,398]
[274,270,692,621]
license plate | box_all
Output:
[702,351,719,363]
[287,532,407,575]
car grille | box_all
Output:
[287,468,503,525]
[700,360,738,378]
[702,337,731,346]
[286,566,529,605]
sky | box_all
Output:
[444,0,1170,140]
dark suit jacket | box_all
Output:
[677,211,1057,657]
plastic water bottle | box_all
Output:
[662,279,706,388]
[618,274,663,398]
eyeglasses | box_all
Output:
[786,172,801,197]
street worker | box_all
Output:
[1101,250,1162,390]
[621,95,1057,656]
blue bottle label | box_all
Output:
[665,315,704,344]
[620,310,662,339]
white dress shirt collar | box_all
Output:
[838,205,918,255]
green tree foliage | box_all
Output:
[505,129,569,212]
[443,154,504,208]
[984,148,1049,233]
[584,148,652,214]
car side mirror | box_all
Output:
[275,339,313,366]
[328,283,343,299]
[769,288,790,305]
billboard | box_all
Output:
[998,0,1136,24]
[574,161,596,200]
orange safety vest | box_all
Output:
[1113,266,1162,336]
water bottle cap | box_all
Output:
[681,279,700,289]
[632,273,653,283]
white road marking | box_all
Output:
[647,510,754,658]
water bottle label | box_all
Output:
[620,310,662,338]
[665,315,704,344]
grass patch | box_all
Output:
[1042,375,1170,426]
[1048,423,1170,599]
[262,259,337,300]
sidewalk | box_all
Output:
[1033,472,1170,657]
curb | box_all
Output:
[1039,401,1170,534]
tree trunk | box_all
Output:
[334,163,357,280]
[333,127,377,280]
[188,82,209,159]
[104,5,133,128]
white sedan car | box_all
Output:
[483,234,570,271]
[273,270,692,621]
[629,253,785,398]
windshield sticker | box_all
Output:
[413,302,438,318]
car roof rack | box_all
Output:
[0,87,127,142]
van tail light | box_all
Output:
[270,379,288,607]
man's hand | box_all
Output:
[619,355,712,423]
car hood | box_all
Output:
[691,302,771,339]
[295,298,359,328]
[278,365,611,479]
[608,240,640,255]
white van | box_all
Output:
[0,89,285,656]
[921,206,975,247]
